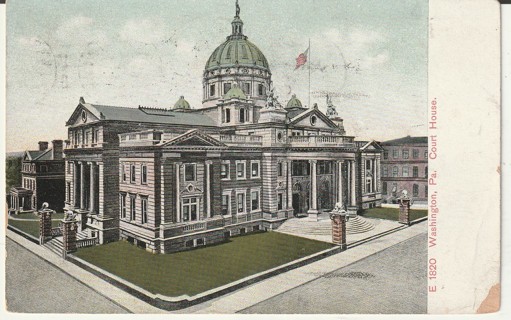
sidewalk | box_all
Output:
[6,220,427,314]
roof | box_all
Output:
[173,96,191,110]
[223,85,247,100]
[286,107,308,119]
[72,103,217,127]
[286,94,303,109]
[24,149,58,161]
[381,136,428,145]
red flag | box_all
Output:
[295,47,309,69]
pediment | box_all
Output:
[289,109,338,130]
[163,129,226,147]
[66,104,100,126]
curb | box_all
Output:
[7,224,39,244]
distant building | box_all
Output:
[8,140,65,214]
[356,141,384,209]
[380,136,428,204]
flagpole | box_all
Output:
[308,38,311,108]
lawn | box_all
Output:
[75,232,334,297]
[8,216,64,238]
[360,207,428,221]
[9,212,65,220]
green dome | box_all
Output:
[223,85,246,100]
[206,38,270,71]
[173,96,190,110]
[286,94,303,109]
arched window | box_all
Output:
[239,108,246,123]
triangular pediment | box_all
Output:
[162,129,226,147]
[289,108,339,129]
[359,140,384,151]
[66,103,100,126]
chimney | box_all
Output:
[52,140,63,159]
[38,141,49,151]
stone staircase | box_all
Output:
[276,215,375,237]
[43,230,90,256]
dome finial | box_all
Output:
[235,0,240,18]
[231,0,244,37]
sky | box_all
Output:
[5,0,428,152]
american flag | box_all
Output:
[295,47,309,69]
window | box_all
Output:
[236,161,246,179]
[67,182,71,202]
[221,162,230,179]
[258,83,264,96]
[383,151,388,160]
[402,149,409,159]
[141,164,147,184]
[425,166,428,178]
[251,190,260,211]
[382,182,387,195]
[225,108,231,123]
[184,164,196,182]
[122,165,127,182]
[277,162,283,176]
[130,195,136,221]
[277,193,283,210]
[237,192,245,214]
[182,197,198,222]
[424,150,428,159]
[318,161,332,174]
[413,166,419,177]
[40,165,48,173]
[120,194,126,218]
[413,184,419,197]
[130,164,136,183]
[366,179,372,193]
[209,84,215,97]
[392,166,399,177]
[251,161,260,178]
[243,82,251,95]
[366,160,371,170]
[402,166,409,177]
[413,149,419,159]
[239,108,246,123]
[392,149,399,158]
[425,185,428,197]
[222,194,230,215]
[223,82,232,94]
[292,161,310,176]
[382,166,388,177]
[141,197,148,224]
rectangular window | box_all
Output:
[382,182,387,195]
[221,162,230,179]
[243,82,251,95]
[366,160,371,170]
[392,183,398,196]
[237,192,245,213]
[402,166,409,177]
[277,193,283,210]
[382,166,388,177]
[277,162,283,176]
[425,166,428,178]
[120,194,126,219]
[130,164,136,183]
[251,161,260,178]
[122,165,127,182]
[413,149,419,159]
[223,82,232,94]
[392,166,399,177]
[402,149,409,159]
[236,161,246,179]
[251,190,260,211]
[130,195,136,221]
[413,166,419,177]
[184,163,196,182]
[222,194,230,215]
[424,150,428,159]
[141,197,148,224]
[209,84,215,97]
[141,164,147,184]
[366,179,372,193]
[383,151,388,160]
[225,108,231,123]
[413,184,419,197]
[258,83,264,96]
[182,197,198,222]
[393,149,399,158]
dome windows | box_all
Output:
[226,45,232,60]
[241,45,248,59]
[310,115,317,126]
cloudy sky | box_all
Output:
[6,0,428,152]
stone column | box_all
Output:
[80,162,86,209]
[205,160,212,218]
[88,162,96,213]
[287,160,293,210]
[61,219,78,258]
[337,160,344,205]
[331,213,347,250]
[175,162,182,222]
[399,198,412,225]
[350,160,356,206]
[307,160,319,220]
[39,209,53,244]
[73,162,79,208]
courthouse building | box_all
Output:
[63,4,382,253]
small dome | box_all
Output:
[286,94,303,109]
[223,85,246,100]
[173,96,190,110]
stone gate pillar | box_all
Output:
[39,209,53,244]
[399,198,412,225]
[330,210,347,250]
[61,220,78,258]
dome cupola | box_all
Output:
[173,96,191,111]
[286,94,304,109]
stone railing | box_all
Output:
[51,227,62,237]
[76,237,98,248]
[218,134,263,146]
[183,222,206,232]
[288,135,355,148]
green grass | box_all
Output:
[75,232,334,297]
[8,219,62,238]
[360,207,428,221]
